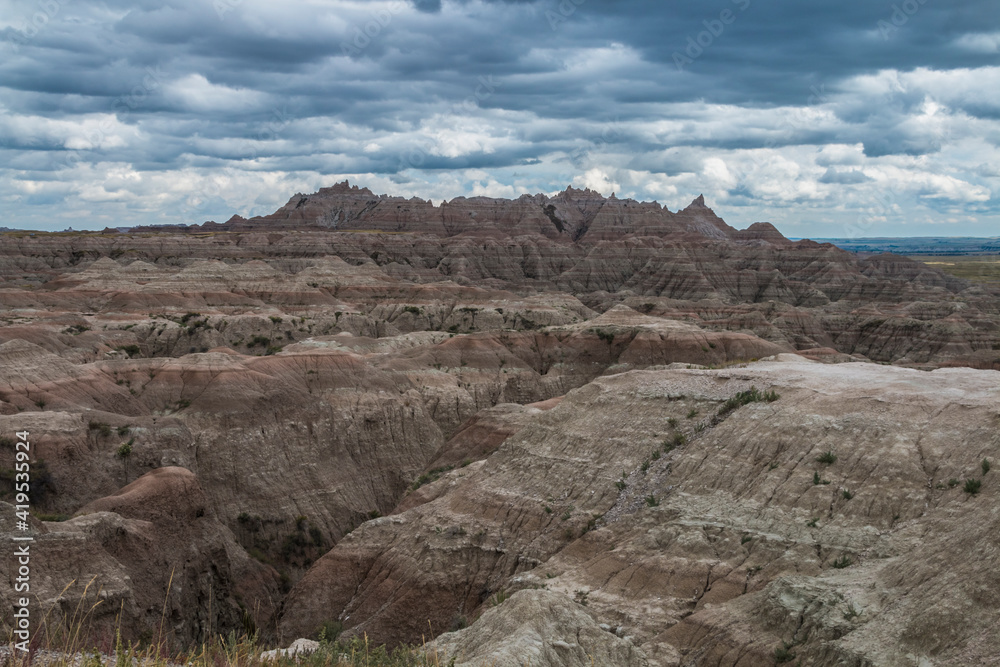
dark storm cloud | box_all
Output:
[1,0,998,233]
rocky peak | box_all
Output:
[687,194,707,209]
[319,180,375,196]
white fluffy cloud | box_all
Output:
[1,0,998,235]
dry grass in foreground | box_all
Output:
[2,632,454,667]
[1,579,456,667]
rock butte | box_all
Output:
[1,183,998,665]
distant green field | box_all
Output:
[911,255,1000,283]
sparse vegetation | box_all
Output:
[645,495,658,507]
[664,432,686,451]
[244,335,270,349]
[117,438,134,483]
[774,644,797,663]
[592,328,615,344]
[832,555,853,568]
[716,386,779,418]
[964,478,982,495]
[983,458,991,475]
[842,488,854,500]
[89,421,112,438]
[410,465,454,491]
[816,450,838,465]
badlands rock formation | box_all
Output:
[278,358,1000,666]
[1,183,999,662]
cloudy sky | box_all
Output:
[2,0,999,237]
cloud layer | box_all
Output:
[2,0,999,236]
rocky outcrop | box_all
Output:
[427,589,649,667]
[1,182,999,660]
[0,468,279,650]
[279,357,1000,666]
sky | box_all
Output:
[1,0,1000,238]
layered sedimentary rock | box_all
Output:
[280,357,1000,666]
[1,183,999,661]
[0,467,279,649]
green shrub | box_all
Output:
[774,645,796,663]
[665,432,686,451]
[816,451,837,464]
[269,315,283,323]
[832,555,852,568]
[645,495,658,507]
[116,440,133,459]
[88,421,112,438]
[964,478,982,495]
[117,344,141,357]
[983,459,991,475]
[842,489,854,500]
[592,328,615,344]
[717,386,779,417]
